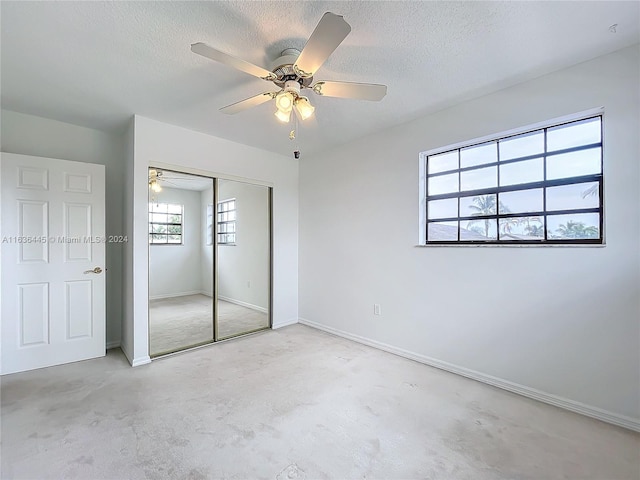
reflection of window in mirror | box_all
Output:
[217,198,236,245]
[149,203,183,244]
[206,204,213,245]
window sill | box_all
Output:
[415,243,606,248]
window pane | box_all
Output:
[498,189,543,214]
[151,234,167,243]
[460,194,497,217]
[428,151,458,174]
[460,166,497,192]
[167,204,182,214]
[428,172,459,196]
[428,198,457,220]
[546,148,601,180]
[460,142,496,168]
[547,117,601,152]
[168,234,182,244]
[168,225,181,234]
[462,218,497,240]
[499,130,544,161]
[546,182,599,211]
[547,213,600,239]
[151,224,167,234]
[228,211,236,221]
[499,158,543,186]
[228,223,236,233]
[499,217,545,240]
[428,221,458,241]
[151,213,167,223]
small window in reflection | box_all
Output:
[217,198,236,245]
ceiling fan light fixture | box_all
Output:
[275,91,294,112]
[274,108,291,123]
[294,96,315,120]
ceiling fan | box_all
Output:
[191,12,387,123]
[148,168,204,192]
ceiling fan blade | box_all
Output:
[191,43,276,81]
[311,81,387,101]
[294,12,351,78]
[220,92,276,115]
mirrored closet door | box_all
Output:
[215,179,271,340]
[148,169,214,356]
[148,169,271,357]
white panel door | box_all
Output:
[1,153,106,374]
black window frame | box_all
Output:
[423,115,604,245]
[148,202,184,245]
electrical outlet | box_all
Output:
[374,304,381,315]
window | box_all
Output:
[149,203,183,244]
[422,114,603,244]
[217,198,236,245]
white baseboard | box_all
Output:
[119,342,133,364]
[218,295,268,314]
[299,318,640,432]
[106,340,121,350]
[119,342,151,368]
[131,355,151,367]
[149,291,202,301]
[272,318,298,329]
[199,291,213,298]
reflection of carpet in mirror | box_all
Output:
[149,294,269,355]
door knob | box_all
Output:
[84,267,103,274]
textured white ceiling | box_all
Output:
[2,1,638,157]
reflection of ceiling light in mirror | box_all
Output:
[149,179,162,192]
[274,108,291,123]
[294,97,315,120]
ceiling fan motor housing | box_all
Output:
[271,49,313,88]
[284,80,301,96]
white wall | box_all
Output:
[149,187,204,299]
[299,45,640,427]
[122,118,135,363]
[218,179,270,311]
[0,110,125,348]
[125,116,298,365]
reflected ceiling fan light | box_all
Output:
[294,96,315,120]
[274,108,291,123]
[275,91,294,111]
[149,179,162,193]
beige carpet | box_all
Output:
[2,324,638,479]
[149,294,269,355]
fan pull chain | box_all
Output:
[291,110,301,159]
